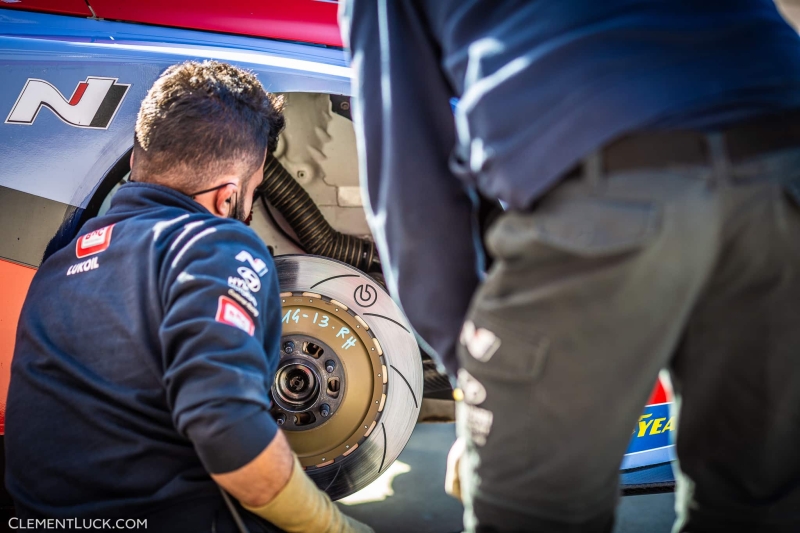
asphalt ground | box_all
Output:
[337,423,676,533]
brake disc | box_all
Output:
[274,255,422,500]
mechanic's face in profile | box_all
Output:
[187,150,267,223]
[228,190,247,222]
[236,150,267,224]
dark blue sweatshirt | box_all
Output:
[5,183,282,524]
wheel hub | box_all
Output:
[275,360,319,410]
[271,334,346,428]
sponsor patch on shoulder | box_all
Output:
[66,256,99,276]
[237,266,261,292]
[76,224,115,258]
[215,295,255,336]
[236,250,268,277]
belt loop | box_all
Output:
[706,132,731,185]
[583,149,604,193]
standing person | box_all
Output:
[341,2,800,532]
[5,61,371,533]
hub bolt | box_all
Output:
[284,341,295,355]
[275,413,286,426]
[320,404,331,418]
[325,360,336,373]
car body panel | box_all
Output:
[0,10,349,210]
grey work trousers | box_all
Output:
[456,144,800,533]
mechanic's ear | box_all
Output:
[129,151,134,169]
[213,184,236,218]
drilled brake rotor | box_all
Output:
[275,255,422,500]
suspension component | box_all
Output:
[260,155,380,272]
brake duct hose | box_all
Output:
[260,154,380,273]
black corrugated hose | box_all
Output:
[259,154,380,273]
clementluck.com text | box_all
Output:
[9,518,147,530]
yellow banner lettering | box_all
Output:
[637,414,654,437]
[650,417,666,435]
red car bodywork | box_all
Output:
[1,0,92,17]
[1,0,344,47]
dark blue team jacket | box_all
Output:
[5,183,282,525]
[342,0,800,375]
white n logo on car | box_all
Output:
[5,77,130,129]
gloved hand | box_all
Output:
[242,455,374,533]
[445,437,466,501]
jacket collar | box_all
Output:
[108,182,211,216]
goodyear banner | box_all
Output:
[622,403,676,470]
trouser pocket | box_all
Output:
[485,193,661,261]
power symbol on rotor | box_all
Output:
[354,284,378,308]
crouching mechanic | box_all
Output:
[5,61,372,533]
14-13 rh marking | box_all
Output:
[282,308,358,350]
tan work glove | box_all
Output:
[445,437,467,501]
[243,455,374,533]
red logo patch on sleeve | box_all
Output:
[215,295,255,336]
[76,224,115,258]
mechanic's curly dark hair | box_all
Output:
[133,60,285,191]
